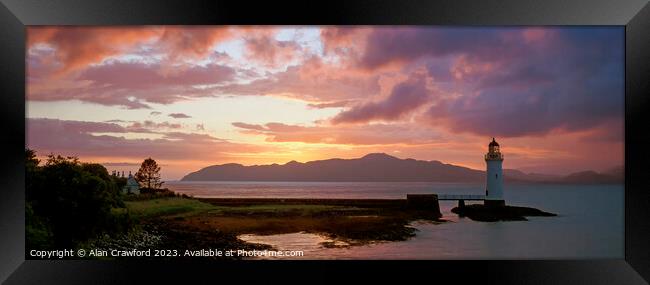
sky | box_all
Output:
[26,26,624,180]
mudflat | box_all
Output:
[101,197,445,259]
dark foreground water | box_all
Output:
[166,181,623,259]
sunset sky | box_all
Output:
[26,26,624,180]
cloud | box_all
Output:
[232,121,441,145]
[357,27,513,69]
[150,111,162,116]
[27,26,233,74]
[307,100,354,109]
[231,122,267,131]
[25,27,401,109]
[316,27,624,138]
[215,56,381,103]
[27,26,624,140]
[28,61,236,108]
[168,113,192,119]
[126,121,182,132]
[26,118,270,162]
[27,118,128,134]
[419,28,624,137]
[80,62,235,88]
[27,26,163,74]
[243,30,304,67]
[156,26,232,60]
[331,74,431,124]
[27,27,239,109]
[319,27,372,58]
[577,119,624,143]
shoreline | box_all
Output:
[113,196,445,259]
[81,195,558,260]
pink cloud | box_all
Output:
[80,62,235,88]
[307,100,354,109]
[27,118,272,162]
[215,57,381,103]
[232,121,441,145]
[157,26,232,60]
[126,121,182,132]
[243,30,303,67]
[26,118,128,135]
[27,26,234,74]
[28,61,236,109]
[28,26,163,75]
[331,74,431,124]
[320,27,372,58]
[319,27,624,138]
[27,27,624,140]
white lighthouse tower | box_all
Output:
[484,138,505,207]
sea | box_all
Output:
[165,181,623,260]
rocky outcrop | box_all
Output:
[451,204,557,222]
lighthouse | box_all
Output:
[484,138,505,207]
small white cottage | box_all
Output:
[121,171,140,195]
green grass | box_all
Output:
[125,197,215,219]
[125,198,376,221]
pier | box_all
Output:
[437,194,486,208]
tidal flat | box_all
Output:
[113,197,444,259]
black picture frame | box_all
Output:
[1,0,649,284]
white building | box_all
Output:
[484,138,505,206]
[113,170,140,195]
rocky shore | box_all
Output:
[104,197,445,259]
[89,196,558,259]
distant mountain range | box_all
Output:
[181,153,623,184]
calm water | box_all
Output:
[166,181,623,259]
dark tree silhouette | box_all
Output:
[135,158,162,189]
[25,149,130,248]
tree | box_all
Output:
[25,149,41,200]
[25,151,131,248]
[135,158,162,189]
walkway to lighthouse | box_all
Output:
[436,194,487,208]
[437,194,486,201]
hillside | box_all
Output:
[182,153,623,183]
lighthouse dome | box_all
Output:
[489,138,499,147]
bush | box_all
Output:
[123,188,191,201]
[26,202,53,250]
[26,151,133,249]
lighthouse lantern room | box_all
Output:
[484,138,505,207]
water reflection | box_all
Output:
[170,182,623,259]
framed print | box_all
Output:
[1,0,649,284]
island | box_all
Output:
[181,153,622,184]
[451,204,557,222]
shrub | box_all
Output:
[25,150,133,248]
[25,202,53,250]
[123,188,186,201]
